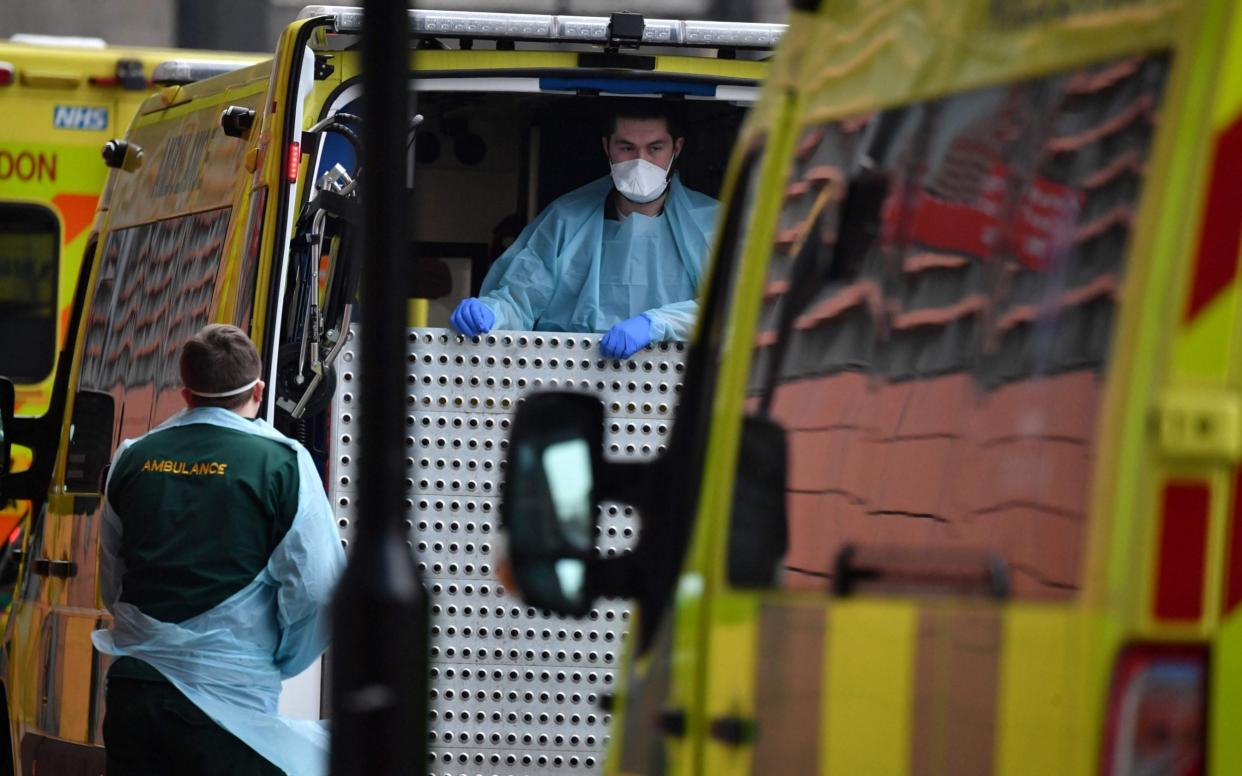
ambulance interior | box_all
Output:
[310,89,749,326]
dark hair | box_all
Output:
[602,100,685,141]
[180,324,261,410]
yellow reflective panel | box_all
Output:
[994,607,1095,776]
[800,0,1184,125]
[652,56,766,81]
[701,593,758,776]
[58,614,97,743]
[1209,1,1242,128]
[1212,610,1242,771]
[1170,191,1242,383]
[8,599,47,726]
[823,601,918,776]
[406,49,578,77]
[1154,1,1241,385]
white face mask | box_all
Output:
[609,153,676,204]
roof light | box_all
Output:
[417,11,555,39]
[89,59,148,90]
[9,33,107,49]
[555,16,609,42]
[296,6,785,50]
[152,59,257,86]
[681,20,785,49]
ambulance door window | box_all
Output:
[0,204,58,383]
[312,99,361,181]
[77,208,232,446]
[731,54,1171,598]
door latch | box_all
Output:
[709,715,755,746]
[32,559,77,579]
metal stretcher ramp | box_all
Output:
[331,326,686,775]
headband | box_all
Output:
[189,377,260,399]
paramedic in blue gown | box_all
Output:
[93,324,345,776]
[449,102,720,359]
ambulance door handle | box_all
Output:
[657,707,687,738]
[708,715,755,746]
[33,559,78,579]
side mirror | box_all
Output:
[502,392,605,617]
[64,390,116,494]
[726,415,789,588]
[0,377,13,500]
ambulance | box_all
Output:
[0,7,774,772]
[0,37,259,545]
[500,0,1242,774]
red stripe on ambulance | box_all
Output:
[1155,481,1210,620]
[1184,114,1242,321]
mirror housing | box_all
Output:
[64,390,116,494]
[0,377,12,500]
[502,392,606,617]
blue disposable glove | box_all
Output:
[600,314,653,359]
[450,298,495,336]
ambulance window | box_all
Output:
[77,208,232,444]
[731,54,1171,599]
[0,204,58,383]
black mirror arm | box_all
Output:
[595,459,652,505]
[9,416,43,447]
[587,553,642,599]
[585,458,657,604]
[3,416,51,502]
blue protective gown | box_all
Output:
[478,174,719,341]
[93,407,346,776]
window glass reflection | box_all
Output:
[554,558,587,604]
[77,207,231,444]
[0,204,58,382]
[542,438,593,551]
[736,54,1170,598]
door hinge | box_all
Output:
[1153,389,1241,462]
[657,707,687,738]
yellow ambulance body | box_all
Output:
[0,38,258,542]
[0,8,772,772]
[501,0,1242,774]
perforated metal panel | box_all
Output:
[331,327,685,776]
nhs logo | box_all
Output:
[53,105,109,131]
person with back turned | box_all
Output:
[93,323,346,776]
